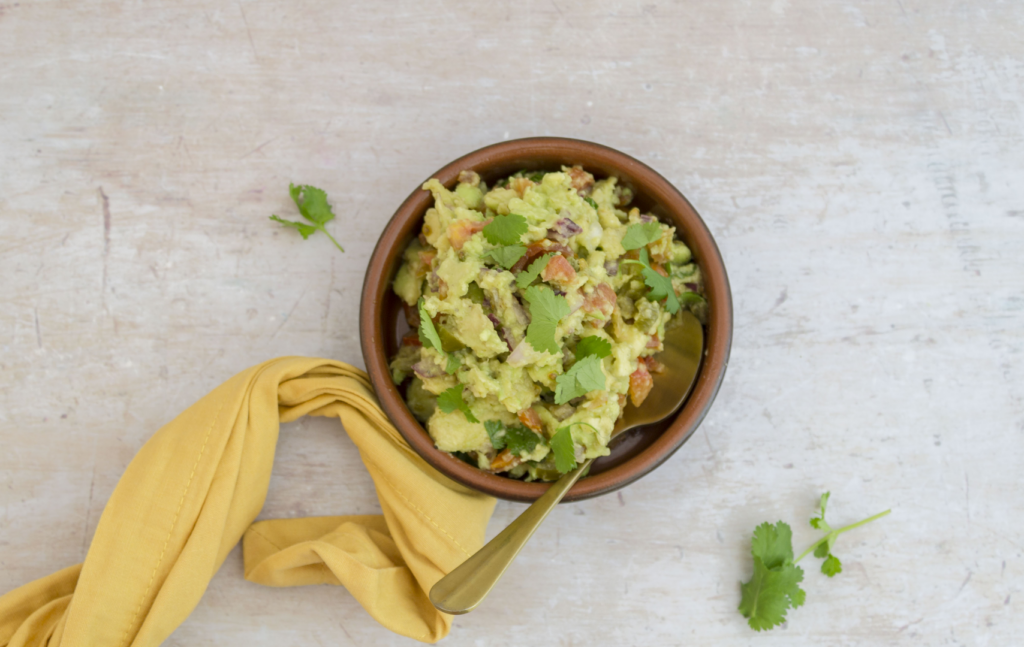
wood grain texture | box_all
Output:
[1,1,1021,645]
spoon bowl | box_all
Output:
[429,311,705,615]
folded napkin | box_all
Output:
[0,358,496,645]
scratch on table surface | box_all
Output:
[270,288,308,342]
[239,137,277,159]
[955,570,973,597]
[99,186,110,294]
[33,308,41,348]
[80,438,98,558]
[322,256,335,339]
[237,0,258,61]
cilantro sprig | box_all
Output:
[621,221,662,251]
[554,338,613,405]
[270,184,345,252]
[484,420,541,455]
[515,253,553,289]
[554,356,606,404]
[739,493,890,631]
[480,214,529,270]
[483,245,527,270]
[483,214,528,246]
[417,299,459,375]
[437,385,478,423]
[575,335,612,360]
[523,285,570,354]
[549,421,600,474]
[622,248,681,314]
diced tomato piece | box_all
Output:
[401,331,422,347]
[566,165,595,196]
[517,408,543,433]
[582,283,616,318]
[415,249,437,276]
[509,176,535,197]
[447,219,489,251]
[510,241,573,273]
[490,448,521,473]
[628,360,654,407]
[617,393,628,419]
[644,356,666,374]
[541,255,577,284]
[646,334,660,349]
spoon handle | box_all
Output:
[429,458,593,614]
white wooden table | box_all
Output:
[2,2,1021,644]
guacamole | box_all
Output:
[390,167,705,481]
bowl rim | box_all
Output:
[359,136,732,502]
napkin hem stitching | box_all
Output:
[377,473,471,558]
[117,403,222,647]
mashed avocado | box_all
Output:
[390,167,706,481]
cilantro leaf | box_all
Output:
[554,355,606,404]
[515,253,553,289]
[679,292,707,308]
[482,214,528,246]
[289,184,333,225]
[269,216,317,239]
[418,300,459,374]
[484,420,506,451]
[550,426,577,473]
[523,285,570,355]
[621,221,663,251]
[751,520,795,569]
[270,184,345,252]
[584,197,598,210]
[445,353,462,375]
[739,522,806,632]
[417,299,444,353]
[483,245,527,270]
[622,248,681,314]
[575,336,612,360]
[437,385,478,423]
[821,554,842,577]
[740,494,891,631]
[504,424,542,456]
[483,420,541,456]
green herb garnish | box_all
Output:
[484,420,541,455]
[437,385,478,423]
[482,213,529,246]
[549,426,576,473]
[549,422,601,474]
[418,299,459,375]
[483,245,527,270]
[523,285,570,355]
[621,221,662,251]
[575,336,612,360]
[554,355,606,404]
[515,253,553,289]
[738,493,891,631]
[270,184,345,252]
[622,248,681,314]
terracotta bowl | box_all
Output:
[360,137,732,502]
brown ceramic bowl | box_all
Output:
[360,137,732,503]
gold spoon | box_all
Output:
[430,310,704,614]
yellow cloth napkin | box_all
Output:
[0,358,496,645]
